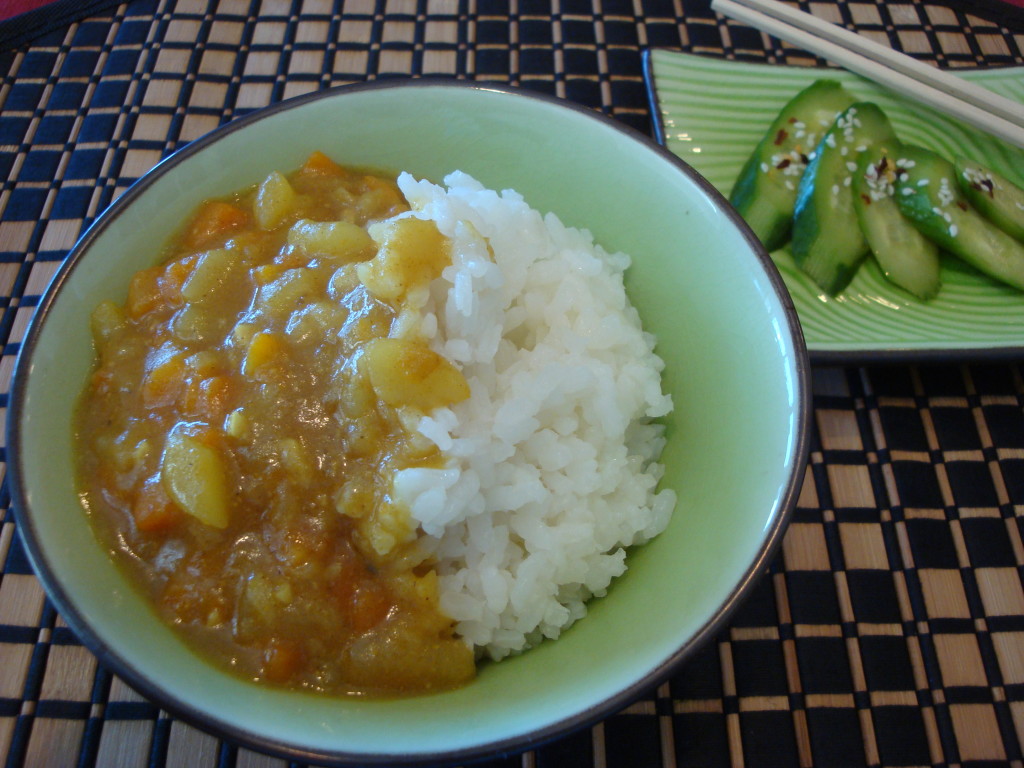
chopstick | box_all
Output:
[710,0,1024,149]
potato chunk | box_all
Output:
[357,217,450,301]
[254,171,297,230]
[173,248,251,343]
[361,337,469,411]
[341,615,475,691]
[257,268,320,313]
[160,427,230,529]
[181,248,234,304]
[286,219,376,262]
[91,300,125,348]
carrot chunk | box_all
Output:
[187,423,227,451]
[179,375,203,415]
[348,581,393,634]
[141,353,187,409]
[358,174,404,216]
[261,638,304,684]
[196,376,234,421]
[157,253,200,304]
[126,266,163,319]
[300,150,344,177]
[183,200,249,250]
[90,367,115,393]
[132,477,182,532]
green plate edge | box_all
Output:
[645,48,1024,362]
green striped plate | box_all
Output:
[645,49,1024,361]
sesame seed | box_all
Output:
[843,176,852,187]
[962,167,990,188]
[917,179,929,186]
[761,162,770,173]
[949,224,958,237]
[785,180,795,190]
[846,161,858,172]
[938,178,955,206]
[832,184,840,196]
[901,187,914,195]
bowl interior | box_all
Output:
[12,83,806,762]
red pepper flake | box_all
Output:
[957,201,969,210]
[774,129,788,146]
[788,117,798,124]
[860,193,871,205]
[776,157,792,170]
[800,153,810,164]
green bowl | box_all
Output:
[8,81,810,765]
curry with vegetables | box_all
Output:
[75,153,476,696]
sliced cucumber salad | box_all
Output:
[730,81,1024,299]
[791,102,896,295]
[895,146,1024,292]
[955,157,1024,243]
[729,80,855,251]
[853,147,940,301]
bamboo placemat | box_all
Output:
[1,1,1023,766]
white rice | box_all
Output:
[391,172,676,661]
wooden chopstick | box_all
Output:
[711,0,1024,149]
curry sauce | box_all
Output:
[75,153,476,696]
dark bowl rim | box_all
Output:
[6,77,812,767]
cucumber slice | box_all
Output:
[955,157,1024,242]
[853,147,941,300]
[895,145,1024,292]
[792,102,899,295]
[729,80,855,251]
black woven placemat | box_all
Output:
[1,1,1023,766]
[0,0,125,49]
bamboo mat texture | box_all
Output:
[2,1,1024,767]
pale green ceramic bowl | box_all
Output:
[9,82,809,765]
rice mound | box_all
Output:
[391,172,676,660]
